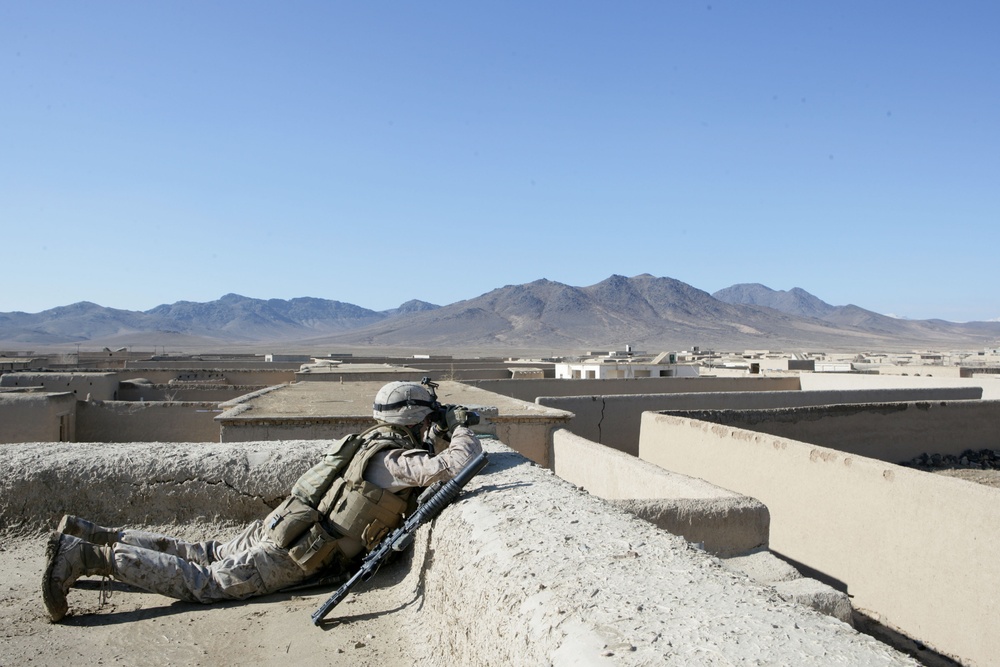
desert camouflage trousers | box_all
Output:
[111,520,310,603]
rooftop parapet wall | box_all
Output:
[0,372,119,400]
[550,428,768,556]
[0,440,324,533]
[669,399,999,463]
[1,439,917,665]
[215,381,573,466]
[0,393,76,444]
[466,376,800,403]
[638,407,1000,667]
[108,368,297,385]
[76,401,224,443]
[539,387,982,457]
[798,371,1000,401]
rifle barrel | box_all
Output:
[311,450,488,625]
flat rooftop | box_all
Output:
[219,380,570,421]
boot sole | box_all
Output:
[42,532,68,622]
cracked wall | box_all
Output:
[0,440,325,534]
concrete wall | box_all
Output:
[117,383,262,402]
[798,371,1000,401]
[669,400,1000,463]
[297,369,512,381]
[0,393,77,443]
[488,417,566,467]
[551,428,768,556]
[76,401,223,443]
[540,387,982,457]
[638,407,1000,667]
[112,369,296,385]
[1,439,918,665]
[465,376,800,403]
[0,372,119,400]
[218,414,373,443]
[875,364,962,378]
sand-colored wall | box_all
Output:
[798,371,1000,401]
[551,428,768,556]
[110,369,297,385]
[297,369,512,381]
[671,400,999,463]
[218,416,372,443]
[540,387,982,457]
[0,372,119,400]
[76,401,223,443]
[117,384,260,402]
[465,376,800,403]
[0,393,77,443]
[638,409,1000,666]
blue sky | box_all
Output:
[2,2,997,322]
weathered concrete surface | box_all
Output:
[773,578,854,626]
[721,549,801,584]
[0,439,919,665]
[0,440,322,533]
[551,428,769,557]
[719,550,854,625]
[639,408,1000,666]
[422,443,913,665]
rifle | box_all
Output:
[311,450,489,625]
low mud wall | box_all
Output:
[76,401,224,443]
[539,387,982,457]
[551,429,768,556]
[638,407,1000,667]
[799,372,1000,401]
[670,399,999,463]
[0,440,323,533]
[0,393,77,444]
[0,439,917,665]
[466,376,800,403]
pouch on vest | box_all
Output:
[287,522,343,575]
[265,496,321,549]
[361,518,393,551]
[326,479,409,550]
[291,433,365,507]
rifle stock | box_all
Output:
[311,450,489,625]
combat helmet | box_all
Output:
[372,381,436,426]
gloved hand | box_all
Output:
[445,405,470,433]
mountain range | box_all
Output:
[2,275,998,353]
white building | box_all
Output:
[555,351,697,379]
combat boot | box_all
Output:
[42,532,114,622]
[57,515,122,546]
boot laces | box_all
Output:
[98,575,113,607]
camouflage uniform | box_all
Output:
[108,425,482,604]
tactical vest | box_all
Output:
[266,425,416,574]
[318,435,412,556]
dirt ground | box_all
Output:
[0,521,432,667]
